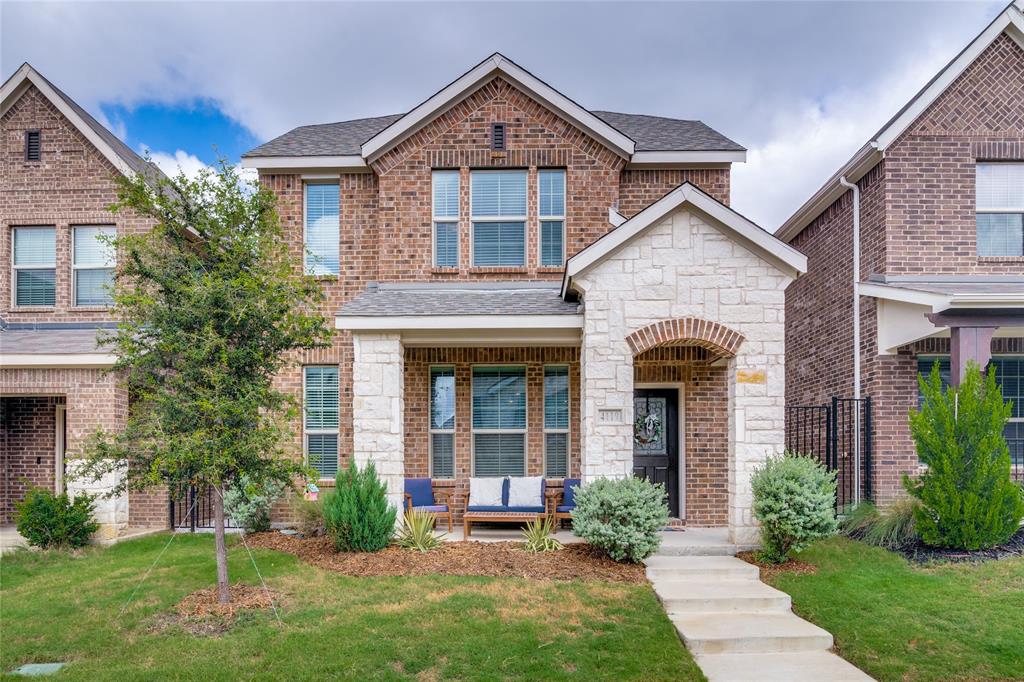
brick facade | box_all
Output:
[784,30,1024,503]
[1,397,62,522]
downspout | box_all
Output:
[839,176,862,504]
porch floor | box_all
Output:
[439,524,752,554]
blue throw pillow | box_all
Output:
[563,478,581,508]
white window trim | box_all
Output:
[543,364,570,478]
[303,365,340,481]
[432,170,460,268]
[538,169,566,267]
[429,365,456,479]
[470,170,528,268]
[470,364,528,477]
[71,225,116,308]
[11,225,56,308]
[303,181,340,277]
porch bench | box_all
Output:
[462,477,548,538]
[462,511,546,537]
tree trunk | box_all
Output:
[213,485,230,604]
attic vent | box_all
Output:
[25,130,41,161]
[490,122,507,151]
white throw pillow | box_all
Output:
[468,477,505,507]
[507,476,543,508]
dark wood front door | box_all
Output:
[633,389,680,518]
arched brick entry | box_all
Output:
[625,317,745,358]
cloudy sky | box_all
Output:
[1,1,1008,229]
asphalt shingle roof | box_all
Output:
[243,111,742,158]
[337,283,580,317]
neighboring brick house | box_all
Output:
[779,2,1024,504]
[0,64,169,534]
[243,53,805,543]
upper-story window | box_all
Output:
[976,163,1024,257]
[471,170,527,267]
[305,183,340,275]
[432,171,459,268]
[73,226,116,307]
[539,169,566,267]
[12,226,56,307]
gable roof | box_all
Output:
[776,1,1024,242]
[562,182,807,298]
[0,63,165,182]
[241,54,745,169]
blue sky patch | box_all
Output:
[100,99,259,165]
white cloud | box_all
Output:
[145,148,210,181]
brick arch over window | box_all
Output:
[625,318,745,358]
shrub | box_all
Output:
[323,461,396,552]
[572,477,669,563]
[522,516,563,553]
[395,510,444,552]
[223,474,286,533]
[290,492,330,537]
[842,500,919,550]
[906,362,1024,550]
[751,453,838,563]
[15,487,99,549]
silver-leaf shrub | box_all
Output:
[751,453,838,563]
[572,477,669,563]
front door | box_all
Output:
[633,389,679,517]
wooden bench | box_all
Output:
[462,511,545,538]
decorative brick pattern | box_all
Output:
[619,169,730,217]
[626,318,746,357]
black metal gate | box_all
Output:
[785,397,872,511]
[169,484,238,531]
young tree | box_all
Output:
[906,361,1024,550]
[81,162,331,603]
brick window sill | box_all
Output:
[9,306,55,313]
[430,267,460,275]
[977,256,1024,264]
[537,266,565,274]
[467,267,529,275]
[70,306,112,313]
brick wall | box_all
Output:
[1,84,153,323]
[1,397,61,522]
[618,168,730,217]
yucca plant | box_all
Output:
[395,509,444,552]
[522,516,563,553]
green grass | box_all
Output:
[0,534,701,681]
[766,537,1024,682]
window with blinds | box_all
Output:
[472,366,526,477]
[304,366,339,478]
[432,171,459,268]
[539,169,565,267]
[471,170,526,267]
[544,365,569,477]
[73,226,116,307]
[976,163,1024,257]
[430,367,456,478]
[305,183,340,275]
[13,226,56,307]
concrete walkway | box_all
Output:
[645,545,873,681]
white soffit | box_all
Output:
[239,155,369,172]
[0,353,117,368]
[360,53,636,161]
[335,314,584,331]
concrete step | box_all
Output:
[695,651,875,682]
[653,579,791,613]
[671,612,833,655]
[644,555,760,581]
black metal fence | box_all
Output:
[786,397,873,511]
[169,484,238,531]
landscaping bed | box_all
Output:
[247,531,647,584]
[896,526,1024,564]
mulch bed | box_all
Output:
[735,551,818,580]
[896,527,1024,564]
[149,584,282,637]
[247,531,647,584]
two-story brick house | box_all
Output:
[0,64,169,535]
[243,53,805,543]
[780,1,1024,504]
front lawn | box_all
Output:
[0,534,701,681]
[764,537,1024,681]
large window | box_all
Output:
[539,169,566,267]
[305,183,340,275]
[432,171,459,268]
[73,226,116,307]
[917,356,1023,471]
[12,226,56,307]
[976,163,1024,257]
[472,366,526,476]
[471,170,527,267]
[304,366,339,479]
[544,365,569,477]
[430,367,456,478]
